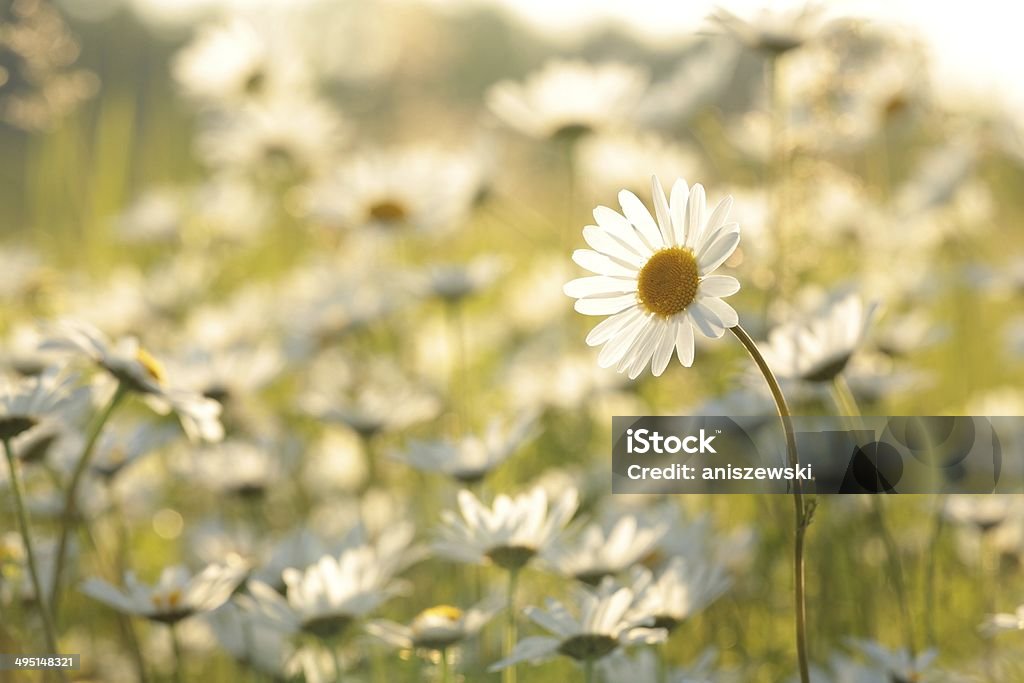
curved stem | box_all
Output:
[2,438,62,660]
[730,325,811,683]
[504,569,519,683]
[50,383,126,619]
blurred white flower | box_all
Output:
[0,369,80,440]
[390,410,537,484]
[600,647,721,683]
[983,604,1024,635]
[761,293,877,383]
[367,597,501,652]
[489,578,666,671]
[848,638,938,681]
[240,524,420,637]
[487,60,648,141]
[81,560,247,624]
[945,495,1021,534]
[634,39,738,127]
[196,95,347,178]
[302,145,482,235]
[564,176,742,378]
[548,514,668,585]
[709,4,824,55]
[435,487,579,571]
[205,602,292,676]
[626,556,731,631]
[173,16,309,107]
[577,130,703,198]
[43,321,225,442]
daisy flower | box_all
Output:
[488,578,666,673]
[81,561,247,624]
[435,487,579,572]
[548,514,668,586]
[42,320,224,442]
[366,597,501,653]
[563,176,742,378]
[849,639,938,681]
[709,5,824,56]
[626,557,731,632]
[486,60,648,141]
[240,525,420,638]
[0,369,80,440]
[761,293,878,383]
[390,410,538,484]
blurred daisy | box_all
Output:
[241,525,420,638]
[366,597,500,653]
[488,578,666,673]
[600,648,721,683]
[577,130,703,198]
[761,294,877,383]
[89,421,178,481]
[983,604,1024,635]
[196,95,347,178]
[173,16,308,106]
[849,639,938,681]
[709,5,824,55]
[81,561,247,624]
[548,514,668,585]
[205,602,292,676]
[564,176,742,378]
[435,487,579,572]
[626,556,731,631]
[0,370,79,440]
[487,60,648,141]
[417,255,506,304]
[43,321,224,442]
[944,496,1021,534]
[390,410,537,484]
[302,145,482,234]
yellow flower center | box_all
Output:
[152,589,182,611]
[637,247,700,318]
[417,605,463,623]
[367,199,409,224]
[135,348,167,385]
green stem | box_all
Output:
[50,383,126,621]
[171,623,185,683]
[830,375,916,659]
[504,569,519,683]
[730,325,811,683]
[2,438,63,662]
[440,647,451,683]
[583,658,594,683]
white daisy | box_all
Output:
[709,5,824,55]
[626,556,731,631]
[761,293,878,383]
[488,578,666,671]
[547,514,668,585]
[0,369,80,440]
[240,525,420,638]
[435,487,579,572]
[366,597,501,652]
[486,60,648,141]
[390,410,538,484]
[563,175,742,378]
[81,561,247,624]
[849,639,938,682]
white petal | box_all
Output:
[704,195,734,237]
[699,296,739,328]
[563,276,637,298]
[586,307,641,346]
[669,178,689,246]
[688,302,726,338]
[684,184,706,248]
[650,175,674,247]
[593,206,652,258]
[582,226,644,267]
[618,190,664,251]
[575,294,637,316]
[597,313,649,368]
[698,275,741,298]
[696,226,740,276]
[572,249,637,277]
[675,318,695,367]
[651,320,678,377]
[619,322,662,378]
